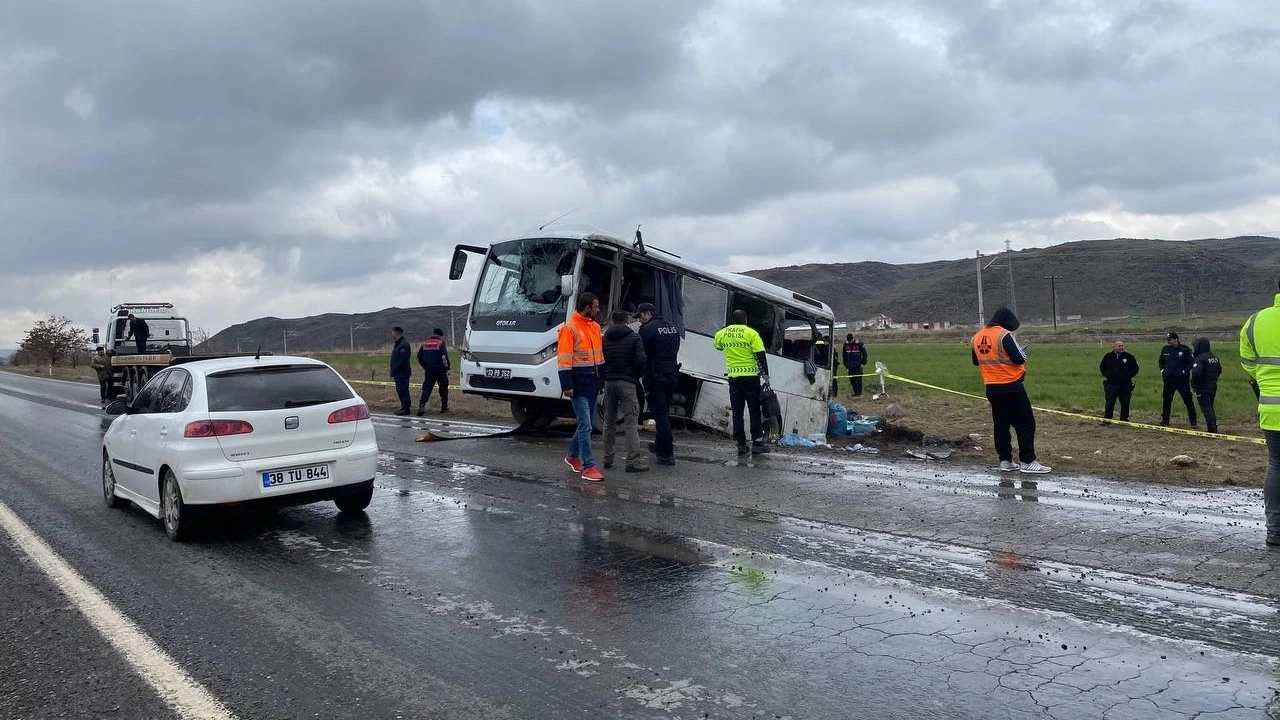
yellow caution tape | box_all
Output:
[878,371,1265,445]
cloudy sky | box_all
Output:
[2,0,1278,346]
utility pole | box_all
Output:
[1043,275,1065,331]
[449,308,457,347]
[1180,292,1186,320]
[283,329,300,355]
[976,251,985,329]
[349,322,369,352]
[1005,239,1017,313]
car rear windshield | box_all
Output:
[205,365,354,412]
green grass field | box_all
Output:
[309,351,463,383]
[864,340,1257,428]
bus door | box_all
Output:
[580,247,619,325]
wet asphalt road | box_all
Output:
[0,371,1277,719]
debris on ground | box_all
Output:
[841,443,880,455]
[779,433,818,448]
[906,447,953,460]
[883,403,905,420]
[1171,454,1195,467]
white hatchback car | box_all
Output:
[102,356,379,540]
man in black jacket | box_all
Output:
[1099,339,1139,421]
[601,311,648,472]
[389,326,412,416]
[124,313,150,354]
[1158,331,1197,428]
[416,328,449,416]
[842,334,868,397]
[1190,336,1221,433]
[637,303,680,466]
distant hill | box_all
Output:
[207,236,1279,352]
[746,235,1280,326]
[204,305,468,354]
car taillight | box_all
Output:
[328,403,370,424]
[184,420,255,438]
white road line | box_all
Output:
[0,500,238,720]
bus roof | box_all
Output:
[499,227,835,320]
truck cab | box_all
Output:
[97,302,193,357]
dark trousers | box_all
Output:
[1103,381,1133,421]
[646,378,676,459]
[418,368,448,410]
[98,378,111,402]
[1264,430,1280,537]
[987,389,1036,464]
[393,374,411,411]
[728,376,763,446]
[1195,386,1217,432]
[1161,378,1197,425]
[134,337,147,354]
[847,366,864,396]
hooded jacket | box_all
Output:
[602,323,646,384]
[971,308,1027,394]
[1190,337,1221,393]
[638,314,681,383]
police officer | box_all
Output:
[842,334,868,397]
[416,328,449,416]
[1098,339,1138,422]
[1158,331,1197,428]
[1240,282,1280,547]
[714,310,771,457]
[1190,337,1221,434]
[389,326,412,416]
[971,307,1049,474]
[637,303,680,466]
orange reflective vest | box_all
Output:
[972,326,1025,385]
[557,311,604,371]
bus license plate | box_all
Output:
[484,368,512,380]
[262,463,330,488]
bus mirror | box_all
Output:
[560,275,575,297]
[449,248,468,281]
[91,328,100,345]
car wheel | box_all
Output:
[102,453,126,509]
[161,470,191,541]
[334,480,374,514]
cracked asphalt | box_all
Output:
[1,371,1277,719]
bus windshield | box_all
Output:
[471,238,578,329]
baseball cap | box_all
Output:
[635,302,657,316]
[1166,331,1179,340]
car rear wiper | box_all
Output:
[283,399,328,408]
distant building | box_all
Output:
[859,314,897,331]
[902,321,953,331]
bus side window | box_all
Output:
[729,293,777,351]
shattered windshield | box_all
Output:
[472,238,578,321]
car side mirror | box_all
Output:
[560,275,576,297]
[104,400,130,416]
[449,247,468,281]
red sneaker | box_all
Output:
[580,466,605,483]
[564,456,583,474]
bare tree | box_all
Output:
[192,325,212,350]
[17,316,90,367]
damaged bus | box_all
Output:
[448,226,835,438]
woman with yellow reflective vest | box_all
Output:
[1239,284,1280,547]
[971,307,1050,475]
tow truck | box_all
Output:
[92,302,250,403]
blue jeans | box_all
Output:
[568,394,596,469]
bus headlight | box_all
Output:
[536,343,557,363]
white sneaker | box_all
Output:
[999,461,1020,472]
[1019,460,1051,474]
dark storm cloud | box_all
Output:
[2,0,1280,339]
